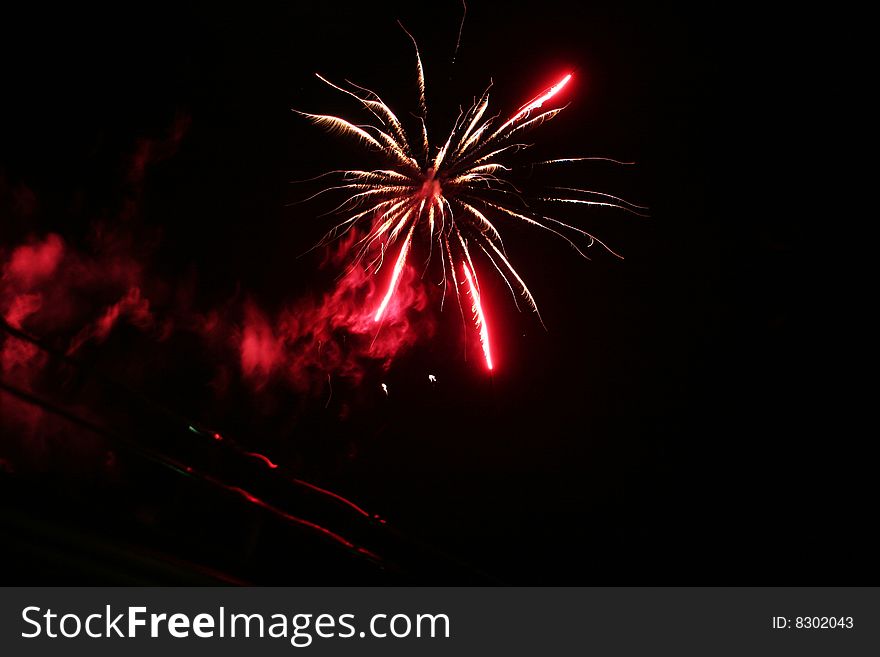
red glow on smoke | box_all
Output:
[1,235,64,392]
[68,286,154,354]
[235,231,433,393]
[4,294,42,330]
[1,231,147,342]
[239,303,284,385]
[94,288,152,340]
[3,234,64,289]
[1,226,434,414]
[1,230,156,435]
[128,113,190,185]
[1,236,59,432]
[0,335,48,431]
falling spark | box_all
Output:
[298,28,640,370]
[381,383,389,396]
[428,374,437,383]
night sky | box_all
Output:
[1,2,870,584]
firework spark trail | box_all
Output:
[374,223,416,322]
[453,1,467,64]
[462,261,492,370]
[298,28,640,370]
[498,73,572,135]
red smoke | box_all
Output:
[0,226,437,482]
[240,303,284,384]
[128,113,190,185]
[1,234,66,390]
[1,92,440,412]
[3,233,64,290]
[0,231,152,432]
[0,235,63,432]
[2,227,436,407]
[235,233,434,393]
[67,286,154,354]
[1,231,151,349]
[1,112,436,421]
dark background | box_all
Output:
[1,1,869,583]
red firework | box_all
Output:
[297,27,645,371]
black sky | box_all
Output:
[1,1,869,584]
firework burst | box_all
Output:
[296,26,645,371]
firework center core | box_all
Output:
[419,172,442,200]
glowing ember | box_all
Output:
[299,29,643,371]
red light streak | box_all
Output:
[224,485,380,559]
[293,478,371,517]
[462,261,493,370]
[515,72,572,118]
[374,224,416,322]
[239,451,379,522]
[243,451,278,469]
